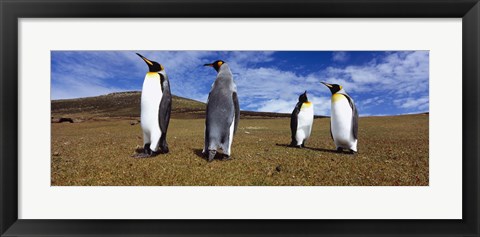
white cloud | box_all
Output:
[255,95,330,115]
[318,51,429,95]
[310,95,331,115]
[332,52,349,62]
[256,99,293,113]
[358,96,385,108]
[51,73,132,99]
[227,51,275,66]
[394,96,429,111]
[230,63,330,115]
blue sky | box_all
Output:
[51,51,429,116]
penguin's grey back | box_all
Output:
[205,64,237,151]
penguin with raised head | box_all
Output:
[133,53,172,158]
[321,82,358,153]
[203,60,240,162]
[290,91,314,148]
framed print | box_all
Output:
[1,0,479,236]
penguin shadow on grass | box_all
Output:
[192,148,232,162]
[275,143,348,154]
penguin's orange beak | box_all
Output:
[321,82,333,88]
[203,63,214,67]
[136,53,153,66]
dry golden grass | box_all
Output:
[51,114,428,186]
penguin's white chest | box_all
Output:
[295,102,314,145]
[331,94,356,149]
[141,73,163,132]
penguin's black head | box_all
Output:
[204,60,225,72]
[136,53,164,72]
[321,82,343,94]
[298,91,308,103]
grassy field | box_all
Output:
[51,114,429,186]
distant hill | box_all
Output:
[51,91,328,121]
[52,91,204,120]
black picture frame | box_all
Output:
[1,0,479,236]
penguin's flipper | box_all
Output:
[352,102,358,139]
[204,92,212,153]
[329,124,334,141]
[158,82,172,133]
[342,93,358,139]
[290,102,301,145]
[158,81,172,152]
[232,92,240,134]
[343,94,359,139]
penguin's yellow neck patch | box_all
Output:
[301,102,312,109]
[332,93,346,102]
[146,72,159,79]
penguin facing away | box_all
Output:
[290,91,314,148]
[321,82,358,153]
[203,60,240,162]
[133,53,172,158]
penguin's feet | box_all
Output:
[131,150,157,158]
[221,155,232,161]
[207,150,217,162]
[288,141,298,148]
[335,147,357,155]
[147,147,161,157]
[131,145,159,158]
[289,143,302,148]
[159,138,169,154]
[144,143,151,152]
[160,145,169,154]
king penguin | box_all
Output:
[134,53,172,158]
[321,82,358,153]
[290,91,314,148]
[203,60,240,162]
